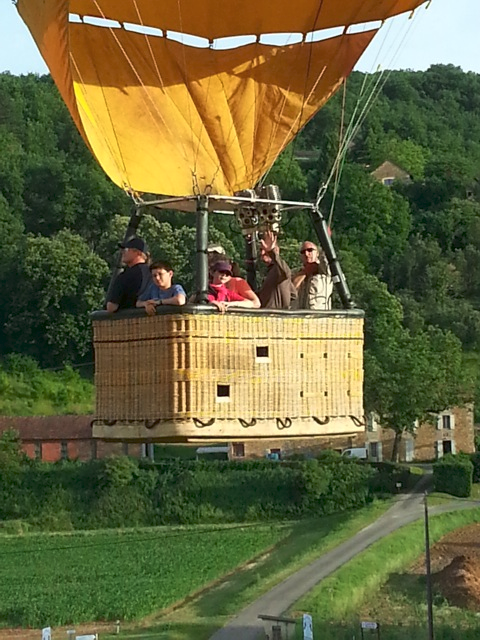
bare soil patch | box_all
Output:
[411,522,480,609]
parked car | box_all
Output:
[341,447,368,460]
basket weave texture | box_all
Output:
[93,313,363,422]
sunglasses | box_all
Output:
[217,270,231,275]
[300,248,315,255]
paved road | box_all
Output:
[209,475,480,640]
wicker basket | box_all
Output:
[92,307,364,441]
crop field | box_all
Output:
[0,523,290,627]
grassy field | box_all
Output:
[0,500,392,638]
[292,508,480,640]
[0,522,289,627]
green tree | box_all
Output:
[267,147,308,201]
[0,429,25,519]
[332,164,412,279]
[344,252,472,460]
[3,230,108,365]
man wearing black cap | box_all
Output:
[106,237,151,312]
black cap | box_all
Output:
[118,237,149,254]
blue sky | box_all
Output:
[1,0,479,76]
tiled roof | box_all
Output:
[0,415,93,441]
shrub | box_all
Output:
[319,459,376,514]
[470,452,480,483]
[0,519,31,535]
[294,460,333,512]
[433,454,473,497]
[475,433,480,452]
[368,461,412,494]
[0,455,380,531]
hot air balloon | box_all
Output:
[17,0,428,443]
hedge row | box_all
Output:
[0,453,392,531]
[433,454,473,497]
[470,452,480,483]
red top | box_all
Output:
[208,284,246,302]
[226,277,253,298]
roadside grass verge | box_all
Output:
[428,482,480,505]
[292,508,480,640]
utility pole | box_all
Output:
[424,492,434,640]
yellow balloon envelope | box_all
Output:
[17,0,427,196]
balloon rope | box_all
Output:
[316,7,424,211]
[327,78,347,228]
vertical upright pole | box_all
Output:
[105,204,143,306]
[424,492,435,640]
[308,206,354,309]
[244,233,258,290]
[195,195,209,304]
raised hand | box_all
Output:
[260,230,277,254]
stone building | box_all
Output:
[370,160,411,187]
[227,432,365,461]
[365,405,475,462]
[0,416,145,461]
[224,406,474,463]
[1,406,473,464]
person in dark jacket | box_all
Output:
[106,237,151,312]
[257,231,296,309]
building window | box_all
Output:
[34,442,42,460]
[91,440,97,460]
[369,442,378,458]
[442,415,452,430]
[122,442,129,456]
[232,442,245,458]
[60,441,68,460]
[382,177,395,186]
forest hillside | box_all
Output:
[0,64,478,442]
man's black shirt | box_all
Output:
[108,263,151,309]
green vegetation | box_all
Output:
[0,354,93,415]
[293,509,480,640]
[470,452,480,481]
[433,454,474,497]
[0,500,391,634]
[0,435,388,529]
[368,461,419,494]
[0,522,289,627]
[427,483,480,505]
